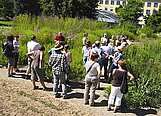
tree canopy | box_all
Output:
[145,5,161,32]
[116,0,144,26]
[0,0,98,20]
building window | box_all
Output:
[147,2,151,7]
[110,9,113,11]
[122,1,126,5]
[111,0,114,5]
[105,7,108,11]
[100,0,103,4]
[105,0,109,4]
[146,10,150,15]
[154,2,158,7]
[117,1,120,5]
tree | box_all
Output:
[39,0,98,19]
[14,0,40,16]
[0,0,15,20]
[116,0,144,26]
[145,5,161,32]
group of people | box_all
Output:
[82,33,134,112]
[3,32,134,113]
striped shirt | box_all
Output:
[49,51,68,75]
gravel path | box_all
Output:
[0,67,160,116]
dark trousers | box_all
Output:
[14,52,19,68]
[100,58,108,80]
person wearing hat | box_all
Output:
[26,35,41,78]
[82,41,91,65]
[49,43,68,99]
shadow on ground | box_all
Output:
[121,107,157,116]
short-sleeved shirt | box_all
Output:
[32,50,41,67]
[27,40,40,53]
[85,60,100,77]
[13,40,19,53]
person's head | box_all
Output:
[104,33,107,37]
[54,42,63,51]
[118,60,127,70]
[85,41,91,47]
[84,33,88,37]
[95,41,100,47]
[92,43,95,48]
[117,46,123,53]
[39,45,45,51]
[7,35,14,42]
[64,44,69,51]
[101,40,107,46]
[59,32,63,36]
[90,53,99,61]
[15,35,19,40]
[30,35,36,41]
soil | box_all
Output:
[0,66,160,116]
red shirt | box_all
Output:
[55,35,65,41]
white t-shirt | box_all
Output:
[27,40,41,52]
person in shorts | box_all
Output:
[27,45,48,91]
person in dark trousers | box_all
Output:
[13,35,20,72]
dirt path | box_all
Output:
[0,67,160,116]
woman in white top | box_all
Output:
[84,53,100,106]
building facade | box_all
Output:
[98,0,161,16]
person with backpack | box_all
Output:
[3,35,15,77]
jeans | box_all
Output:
[53,72,67,96]
[84,76,98,105]
[83,56,88,65]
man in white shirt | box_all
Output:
[26,35,41,78]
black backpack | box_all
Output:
[2,42,10,57]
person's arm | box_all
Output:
[96,65,101,79]
[127,72,134,80]
[26,51,34,60]
[39,51,43,69]
[69,52,72,63]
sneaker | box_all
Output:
[11,72,16,75]
[8,74,14,77]
[33,86,39,90]
[89,102,95,106]
[107,107,112,111]
[43,87,48,91]
[85,102,89,105]
[62,95,67,99]
[54,94,59,98]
